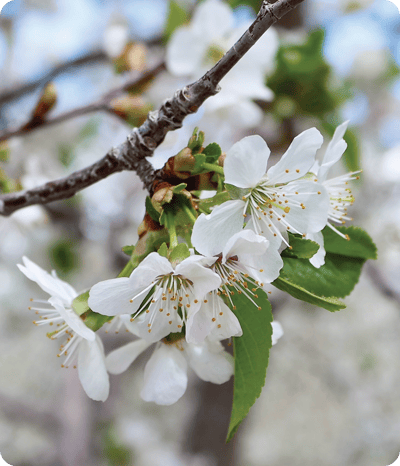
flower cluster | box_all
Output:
[18,121,358,407]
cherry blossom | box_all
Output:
[193,129,330,250]
[307,121,360,267]
[105,318,234,406]
[17,256,109,401]
[189,228,283,343]
[88,252,221,344]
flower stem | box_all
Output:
[202,163,224,175]
[168,218,179,249]
[182,204,197,224]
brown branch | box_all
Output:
[0,0,306,216]
[0,62,166,142]
[0,50,108,106]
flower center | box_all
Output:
[214,258,264,312]
[28,298,80,368]
[324,172,359,238]
[130,273,194,334]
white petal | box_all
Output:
[128,252,173,288]
[176,260,221,301]
[167,27,207,76]
[18,256,77,304]
[223,229,269,263]
[186,295,242,344]
[184,340,234,384]
[240,245,283,285]
[306,231,326,268]
[318,121,349,181]
[78,335,109,402]
[282,181,330,235]
[191,201,245,257]
[134,308,183,343]
[266,128,323,185]
[88,277,141,316]
[105,339,152,374]
[191,0,234,40]
[224,135,270,188]
[141,344,188,405]
[271,321,284,345]
[49,296,95,341]
[185,304,213,345]
[245,215,284,250]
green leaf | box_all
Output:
[277,255,364,299]
[164,0,188,41]
[272,275,346,312]
[323,226,377,260]
[282,234,319,259]
[145,196,160,222]
[187,127,204,153]
[122,245,135,256]
[227,287,273,441]
[158,242,169,258]
[197,191,231,214]
[172,183,187,194]
[192,153,207,174]
[203,143,222,163]
[273,226,376,309]
[169,243,190,263]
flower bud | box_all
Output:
[114,42,147,74]
[109,95,152,127]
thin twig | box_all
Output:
[0,62,166,142]
[0,50,108,106]
[0,0,306,216]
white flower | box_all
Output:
[306,121,360,267]
[194,129,330,250]
[188,228,283,343]
[105,319,234,406]
[166,0,278,109]
[88,252,221,344]
[17,256,109,402]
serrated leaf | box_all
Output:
[122,245,135,256]
[323,226,377,260]
[169,243,190,263]
[203,143,222,163]
[197,191,231,214]
[227,287,273,441]
[278,255,364,299]
[146,196,161,222]
[272,276,346,312]
[164,0,188,41]
[282,234,320,259]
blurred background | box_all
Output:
[0,0,400,465]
